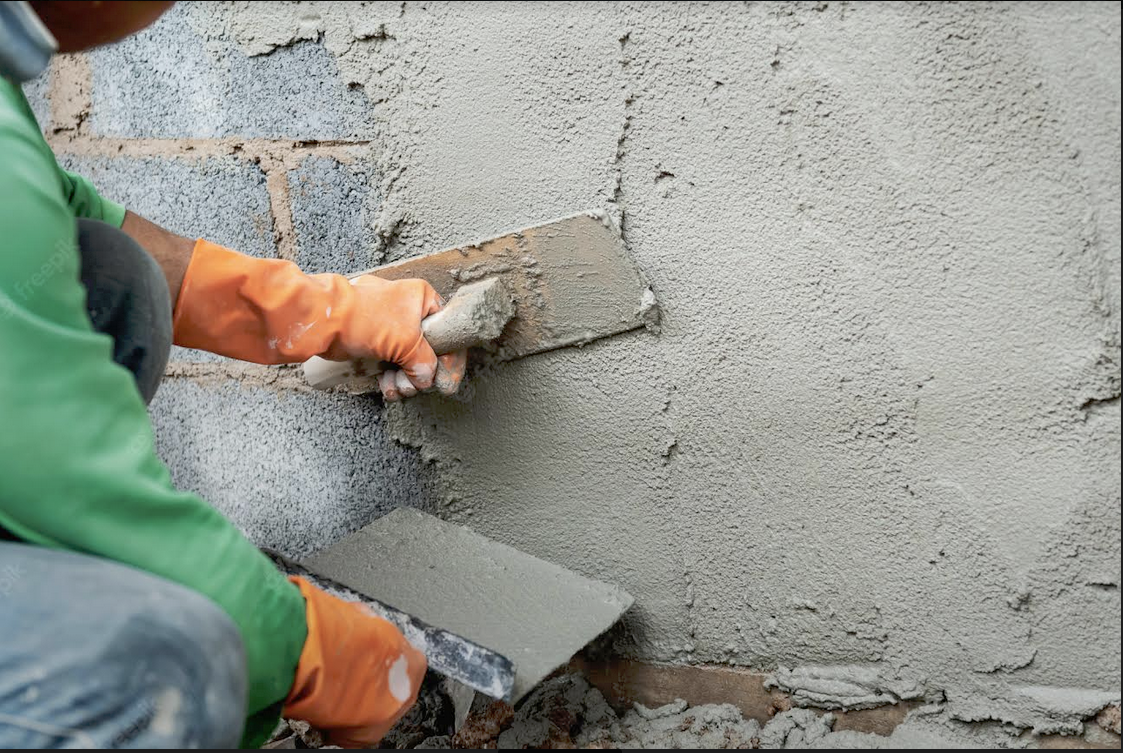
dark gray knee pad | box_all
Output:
[76,218,172,404]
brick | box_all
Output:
[58,154,276,258]
[88,5,373,140]
[21,70,51,131]
[288,156,380,275]
[59,154,276,364]
[149,378,434,557]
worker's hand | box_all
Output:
[283,577,427,748]
[172,241,467,398]
[379,351,468,402]
[326,275,467,401]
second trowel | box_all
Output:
[277,508,633,704]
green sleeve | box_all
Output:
[58,167,127,228]
[0,92,305,741]
[8,78,126,227]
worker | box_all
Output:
[0,1,468,747]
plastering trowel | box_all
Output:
[268,508,634,704]
[302,210,658,393]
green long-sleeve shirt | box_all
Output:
[1,78,306,745]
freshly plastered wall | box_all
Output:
[39,0,1119,739]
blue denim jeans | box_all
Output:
[0,543,247,748]
[0,220,248,747]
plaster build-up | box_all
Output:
[79,0,1120,745]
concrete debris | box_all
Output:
[757,708,833,749]
[379,673,461,750]
[497,674,617,748]
[1097,704,1121,735]
[414,674,766,749]
[416,736,452,749]
[265,672,1123,750]
[271,719,327,749]
[604,698,763,749]
[451,696,515,749]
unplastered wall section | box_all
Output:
[32,0,1120,737]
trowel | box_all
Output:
[302,210,658,393]
[269,509,633,704]
[290,211,654,702]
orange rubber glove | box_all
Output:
[173,240,466,398]
[283,577,427,748]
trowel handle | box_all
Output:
[302,277,515,392]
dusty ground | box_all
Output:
[266,672,1123,749]
[266,674,863,749]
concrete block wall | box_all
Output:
[28,1,1121,743]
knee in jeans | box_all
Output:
[106,587,248,747]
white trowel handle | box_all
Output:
[302,277,515,391]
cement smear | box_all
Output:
[193,0,1121,739]
[766,664,927,710]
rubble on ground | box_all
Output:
[264,673,1123,750]
[264,673,844,749]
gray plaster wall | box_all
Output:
[67,0,1119,738]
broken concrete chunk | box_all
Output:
[766,664,926,710]
[632,698,689,720]
[758,708,836,749]
[1096,704,1121,735]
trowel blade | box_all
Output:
[296,508,634,704]
[266,550,517,701]
[368,210,656,361]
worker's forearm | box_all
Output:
[120,210,195,308]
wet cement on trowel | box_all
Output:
[366,211,657,361]
[302,508,634,702]
[324,211,656,395]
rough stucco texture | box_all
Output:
[92,0,1119,731]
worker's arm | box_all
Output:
[112,211,467,400]
[120,210,194,308]
[5,104,428,750]
[1,114,307,742]
[49,120,462,401]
